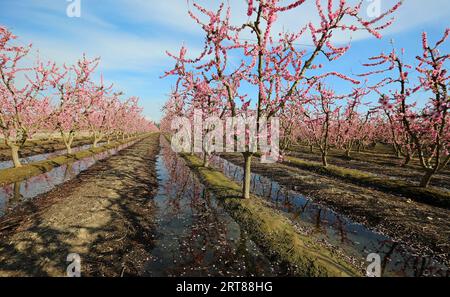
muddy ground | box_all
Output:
[288,146,450,190]
[219,153,450,266]
[0,134,160,276]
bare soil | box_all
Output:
[289,146,450,190]
[0,134,160,276]
[220,153,450,266]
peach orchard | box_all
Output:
[160,0,448,198]
[0,27,158,168]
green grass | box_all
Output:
[285,156,450,209]
[180,152,361,277]
[0,134,153,187]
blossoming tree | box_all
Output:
[0,27,55,167]
[362,29,449,187]
[50,55,100,154]
[165,0,402,198]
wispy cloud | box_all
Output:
[109,0,450,43]
[1,0,449,121]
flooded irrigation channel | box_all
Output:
[208,155,449,277]
[144,138,448,276]
[0,141,137,217]
[143,139,287,276]
[0,135,447,277]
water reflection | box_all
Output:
[210,155,449,277]
[0,141,137,217]
[144,138,286,276]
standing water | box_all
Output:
[0,141,137,217]
[209,155,449,277]
[143,138,288,276]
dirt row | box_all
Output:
[289,146,450,190]
[219,153,450,266]
[0,134,160,276]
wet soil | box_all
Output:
[0,135,287,277]
[0,135,447,276]
[219,153,450,267]
[0,134,160,276]
[143,139,285,277]
[289,146,450,190]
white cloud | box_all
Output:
[113,0,450,44]
[9,0,450,73]
[31,32,180,71]
[10,18,199,74]
[3,0,449,122]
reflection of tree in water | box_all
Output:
[3,182,23,211]
[177,188,236,276]
[378,240,398,276]
[360,238,449,277]
[292,200,309,221]
[157,140,276,276]
[331,215,352,245]
[63,163,74,180]
[281,190,295,214]
[1,182,22,210]
[11,182,22,205]
[169,146,449,277]
[0,142,135,218]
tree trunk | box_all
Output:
[242,152,253,199]
[357,143,362,153]
[62,133,74,155]
[309,145,313,153]
[65,143,72,155]
[10,144,22,168]
[392,143,401,158]
[92,131,103,148]
[12,181,22,203]
[203,153,210,168]
[345,148,351,158]
[321,152,328,167]
[420,170,434,188]
[403,153,411,166]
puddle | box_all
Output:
[0,141,137,217]
[143,137,288,276]
[209,155,449,277]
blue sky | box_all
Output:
[1,0,449,122]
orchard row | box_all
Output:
[161,1,448,191]
[0,27,158,168]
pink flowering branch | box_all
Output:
[362,29,449,187]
